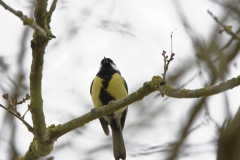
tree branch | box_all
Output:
[52,76,162,138]
[208,10,240,41]
[0,0,46,36]
[160,75,240,98]
[23,0,54,159]
[51,75,240,139]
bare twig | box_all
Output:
[47,0,58,23]
[2,93,20,116]
[220,28,240,51]
[0,0,47,36]
[207,10,240,41]
[2,93,30,107]
[22,105,30,119]
[2,93,31,119]
[161,30,177,85]
[16,93,31,105]
[44,0,58,38]
[0,103,34,133]
[161,50,175,85]
[204,104,221,129]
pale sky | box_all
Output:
[0,0,239,160]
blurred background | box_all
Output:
[0,0,240,160]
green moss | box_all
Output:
[181,88,189,93]
[143,82,148,87]
[180,88,191,97]
[30,139,38,153]
[48,124,61,131]
[24,18,34,25]
[48,124,61,140]
[162,84,173,93]
[151,76,162,86]
[225,25,232,34]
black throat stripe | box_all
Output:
[97,70,117,105]
[96,63,121,105]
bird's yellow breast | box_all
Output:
[91,73,128,113]
[91,76,103,108]
[107,73,128,99]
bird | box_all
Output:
[90,57,128,160]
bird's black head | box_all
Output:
[98,57,120,74]
[100,57,115,65]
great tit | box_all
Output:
[90,57,128,160]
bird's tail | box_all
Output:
[111,127,126,160]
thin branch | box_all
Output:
[22,105,30,119]
[207,10,240,41]
[204,104,221,129]
[0,0,46,36]
[47,0,58,23]
[160,75,240,98]
[2,93,30,117]
[220,28,240,51]
[161,51,175,85]
[167,98,206,160]
[159,30,177,89]
[44,0,58,38]
[16,93,30,105]
[0,103,34,133]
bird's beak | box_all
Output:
[103,57,108,63]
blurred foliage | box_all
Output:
[0,0,240,160]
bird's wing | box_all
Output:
[99,117,110,135]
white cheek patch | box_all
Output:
[98,65,102,72]
[111,63,119,72]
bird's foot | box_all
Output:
[91,108,97,114]
[108,100,114,104]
